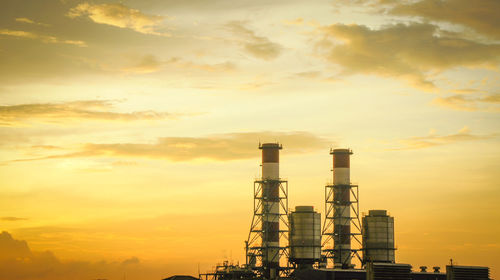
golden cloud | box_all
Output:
[15,17,50,27]
[395,126,495,149]
[0,217,27,221]
[0,100,180,126]
[451,88,483,94]
[120,55,236,74]
[282,18,305,26]
[121,54,163,74]
[319,23,500,90]
[0,29,86,46]
[67,2,169,36]
[391,0,500,40]
[12,131,330,162]
[30,145,63,150]
[294,71,322,79]
[226,21,283,60]
[432,93,500,112]
[167,57,236,72]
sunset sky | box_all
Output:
[0,0,499,279]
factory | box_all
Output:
[196,143,491,280]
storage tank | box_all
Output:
[362,210,396,263]
[289,206,321,266]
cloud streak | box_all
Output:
[120,55,236,74]
[68,2,169,36]
[0,100,180,126]
[226,21,283,60]
[0,217,28,221]
[433,93,500,112]
[318,22,500,90]
[15,17,50,27]
[121,54,164,74]
[12,131,330,162]
[395,126,495,150]
[0,29,86,46]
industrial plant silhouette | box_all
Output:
[163,143,492,280]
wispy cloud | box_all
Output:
[30,145,64,150]
[282,17,318,27]
[118,54,236,74]
[166,57,236,72]
[0,100,181,126]
[15,17,50,27]
[122,55,236,74]
[318,22,500,90]
[432,93,500,112]
[121,54,163,74]
[68,2,170,36]
[394,126,495,150]
[0,217,28,221]
[0,29,86,46]
[282,18,305,26]
[450,88,483,94]
[11,131,330,162]
[226,21,283,60]
[294,71,322,79]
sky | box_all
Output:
[0,0,499,279]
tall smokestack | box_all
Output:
[332,148,352,268]
[260,143,282,279]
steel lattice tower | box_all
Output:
[322,148,362,268]
[246,143,290,279]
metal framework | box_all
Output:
[246,179,291,278]
[322,183,363,268]
[199,261,256,280]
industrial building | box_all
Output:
[193,143,492,280]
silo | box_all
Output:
[289,206,321,267]
[362,210,396,264]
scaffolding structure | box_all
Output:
[199,261,255,280]
[321,185,362,268]
[246,179,291,278]
[322,149,362,269]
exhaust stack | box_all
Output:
[332,149,352,268]
[260,143,282,279]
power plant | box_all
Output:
[196,143,491,280]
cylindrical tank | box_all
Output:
[289,206,321,265]
[260,143,282,279]
[362,210,396,263]
[331,148,353,268]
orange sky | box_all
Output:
[0,0,499,279]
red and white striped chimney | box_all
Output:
[332,148,352,268]
[260,143,282,279]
